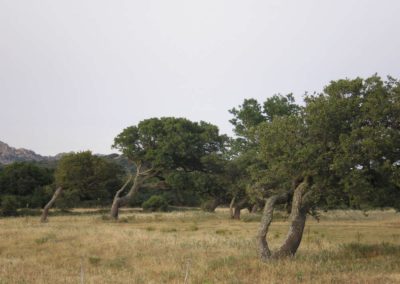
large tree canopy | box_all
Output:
[113,117,227,171]
[257,75,400,209]
[110,117,228,218]
[255,75,400,260]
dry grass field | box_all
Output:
[1,209,400,283]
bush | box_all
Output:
[55,190,79,210]
[200,199,219,212]
[1,195,19,216]
[142,195,169,212]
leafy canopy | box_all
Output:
[256,75,400,210]
[112,117,228,172]
[55,151,123,205]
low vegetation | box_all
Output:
[0,209,399,283]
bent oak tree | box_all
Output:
[255,75,400,260]
[110,117,227,219]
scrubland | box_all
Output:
[1,209,400,283]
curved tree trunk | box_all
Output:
[110,174,134,219]
[110,174,136,220]
[40,187,63,223]
[273,183,309,258]
[257,180,311,261]
[110,164,157,220]
[257,191,290,260]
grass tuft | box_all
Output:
[338,242,400,259]
[161,227,177,233]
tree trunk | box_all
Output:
[110,174,135,220]
[232,198,248,220]
[40,187,63,223]
[257,192,290,260]
[257,180,311,261]
[229,197,236,218]
[273,182,308,258]
[233,207,241,220]
[110,164,157,220]
[251,204,259,213]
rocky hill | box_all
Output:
[0,141,130,170]
[0,141,54,165]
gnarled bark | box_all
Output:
[110,164,156,220]
[257,191,290,260]
[257,180,311,261]
[40,187,63,223]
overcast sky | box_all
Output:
[1,0,399,155]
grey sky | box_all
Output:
[1,0,399,155]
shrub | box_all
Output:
[241,214,261,222]
[200,199,219,212]
[1,195,19,216]
[142,195,169,212]
[160,227,177,233]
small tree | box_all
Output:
[1,195,19,216]
[41,151,123,222]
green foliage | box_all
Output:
[113,117,229,206]
[256,75,400,210]
[113,117,228,171]
[228,94,302,206]
[229,98,265,138]
[200,198,219,212]
[142,195,169,212]
[263,93,300,122]
[0,162,54,208]
[55,151,124,208]
[1,195,19,216]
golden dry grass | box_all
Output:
[1,209,400,283]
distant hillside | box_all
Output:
[0,140,132,171]
[0,141,55,165]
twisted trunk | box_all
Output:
[257,191,290,260]
[257,180,311,261]
[40,187,63,223]
[110,176,132,219]
[110,164,156,220]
